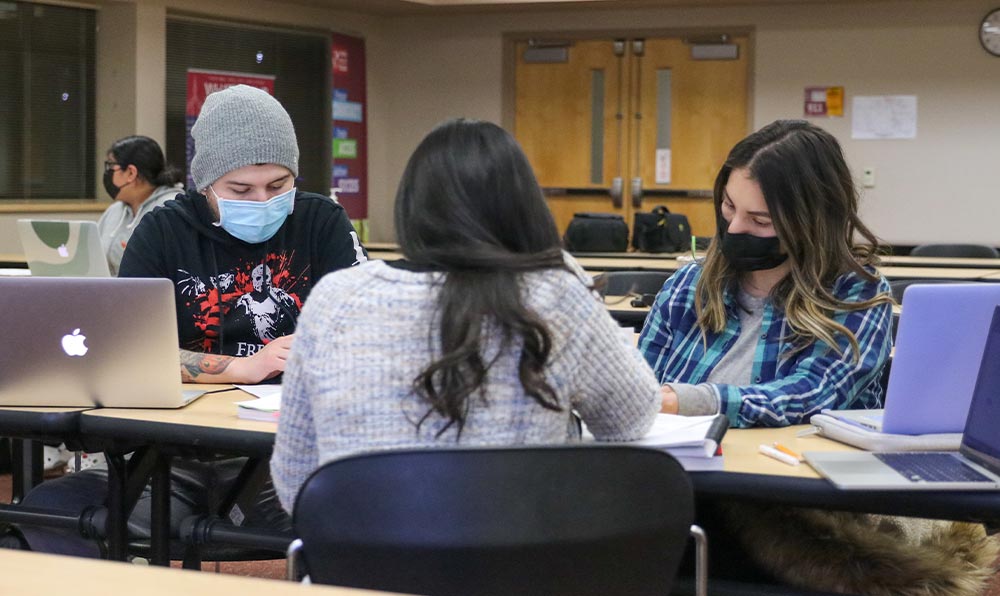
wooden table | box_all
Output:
[363,242,398,251]
[0,252,27,266]
[572,251,1000,269]
[699,425,1000,522]
[0,406,90,500]
[575,255,685,271]
[364,249,1000,282]
[0,549,403,595]
[880,255,1000,269]
[81,388,276,452]
[876,266,1000,280]
[718,425,854,478]
[79,388,278,564]
[572,250,691,260]
[364,249,403,262]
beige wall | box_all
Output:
[5,0,998,251]
[0,0,390,255]
[376,0,1000,246]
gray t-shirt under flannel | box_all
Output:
[670,289,766,416]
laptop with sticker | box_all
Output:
[805,305,1000,490]
[0,277,204,408]
[17,219,111,277]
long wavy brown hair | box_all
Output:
[696,120,892,358]
[395,119,568,437]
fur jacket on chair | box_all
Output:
[724,503,1000,596]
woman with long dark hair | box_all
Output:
[271,119,660,511]
[639,119,894,427]
[98,135,182,274]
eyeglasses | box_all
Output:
[103,161,122,173]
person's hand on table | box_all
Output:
[231,334,295,384]
[660,384,679,414]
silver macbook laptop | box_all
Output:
[805,305,1000,490]
[17,219,111,277]
[823,283,1000,435]
[0,277,204,408]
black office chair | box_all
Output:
[594,270,671,299]
[288,445,706,596]
[909,244,999,258]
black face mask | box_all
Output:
[102,169,121,200]
[719,220,788,272]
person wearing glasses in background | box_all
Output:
[38,138,182,475]
[98,136,183,276]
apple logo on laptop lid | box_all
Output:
[61,328,88,357]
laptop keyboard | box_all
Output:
[875,453,992,483]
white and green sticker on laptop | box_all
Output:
[17,219,111,277]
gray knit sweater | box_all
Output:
[271,257,661,511]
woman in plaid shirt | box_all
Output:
[638,120,894,428]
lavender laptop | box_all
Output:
[805,305,1000,490]
[825,283,1000,435]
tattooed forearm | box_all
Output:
[179,350,234,381]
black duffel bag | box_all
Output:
[563,212,629,252]
[632,205,691,253]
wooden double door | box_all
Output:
[514,35,750,240]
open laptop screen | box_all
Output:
[961,305,1000,470]
[16,219,110,277]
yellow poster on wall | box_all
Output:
[825,87,844,117]
[804,86,844,117]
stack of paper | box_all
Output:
[584,413,728,471]
[234,385,281,423]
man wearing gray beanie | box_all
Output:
[5,85,368,558]
[190,84,300,193]
[118,83,366,384]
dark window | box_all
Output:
[0,2,96,199]
[166,18,330,195]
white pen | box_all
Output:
[758,444,800,466]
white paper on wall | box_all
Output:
[655,149,672,184]
[851,95,917,140]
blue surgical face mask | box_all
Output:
[211,186,295,244]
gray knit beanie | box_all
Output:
[190,84,299,190]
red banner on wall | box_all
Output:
[330,33,368,233]
[185,69,275,189]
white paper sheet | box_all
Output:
[851,95,917,139]
[234,384,282,412]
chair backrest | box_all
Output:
[594,270,671,297]
[909,243,999,258]
[292,445,694,596]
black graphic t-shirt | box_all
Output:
[119,189,366,356]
